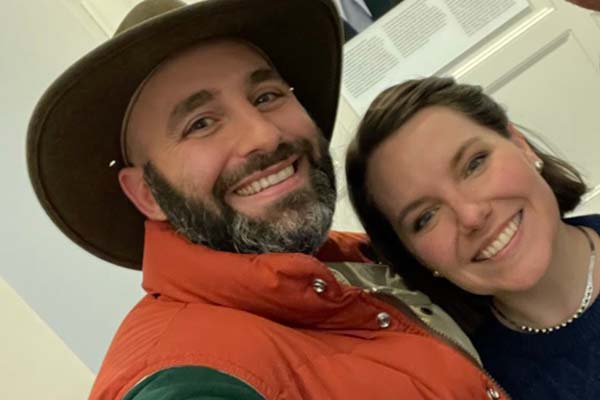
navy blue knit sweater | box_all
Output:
[472,215,600,400]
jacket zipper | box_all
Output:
[372,291,512,399]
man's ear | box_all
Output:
[118,166,167,221]
[507,123,538,162]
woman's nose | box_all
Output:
[455,199,492,234]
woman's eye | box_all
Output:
[413,208,437,232]
[464,153,488,177]
[184,117,215,136]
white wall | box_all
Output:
[0,276,94,399]
[1,0,143,374]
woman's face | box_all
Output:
[366,106,560,296]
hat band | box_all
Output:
[120,64,162,167]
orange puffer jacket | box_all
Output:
[90,221,507,400]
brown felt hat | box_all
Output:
[27,0,343,270]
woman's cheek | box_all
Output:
[413,234,453,269]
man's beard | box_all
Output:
[143,137,336,254]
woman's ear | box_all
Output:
[118,166,167,221]
[507,123,538,162]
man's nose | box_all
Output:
[233,104,282,158]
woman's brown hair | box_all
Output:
[346,77,587,334]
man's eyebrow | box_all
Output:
[168,90,214,132]
[450,137,480,172]
[167,68,282,133]
[248,68,283,85]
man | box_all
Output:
[27,0,507,399]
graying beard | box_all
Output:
[143,149,336,254]
[230,190,334,254]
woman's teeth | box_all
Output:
[476,212,522,261]
[235,165,295,196]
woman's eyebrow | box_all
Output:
[396,198,427,227]
[450,137,480,171]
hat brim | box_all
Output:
[27,0,343,270]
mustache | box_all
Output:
[213,139,317,199]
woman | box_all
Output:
[346,76,599,399]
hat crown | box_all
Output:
[116,0,186,35]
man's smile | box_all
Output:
[233,157,299,197]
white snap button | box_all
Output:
[486,387,500,399]
[312,278,328,294]
[376,312,391,328]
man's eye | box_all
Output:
[254,91,283,106]
[184,117,215,136]
[464,153,488,177]
[413,208,438,232]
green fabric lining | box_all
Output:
[123,366,265,400]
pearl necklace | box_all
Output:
[491,226,596,334]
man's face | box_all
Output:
[123,40,336,254]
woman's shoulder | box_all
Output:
[564,213,600,233]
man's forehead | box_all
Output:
[149,40,284,124]
[130,39,278,123]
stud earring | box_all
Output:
[432,270,441,278]
[534,159,544,171]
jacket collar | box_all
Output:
[142,221,372,326]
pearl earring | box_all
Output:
[432,270,441,278]
[534,160,544,171]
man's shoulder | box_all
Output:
[328,230,368,242]
[319,230,373,262]
[93,298,300,399]
[109,296,290,357]
[96,296,189,378]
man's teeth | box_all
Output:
[235,165,294,196]
[477,213,522,261]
